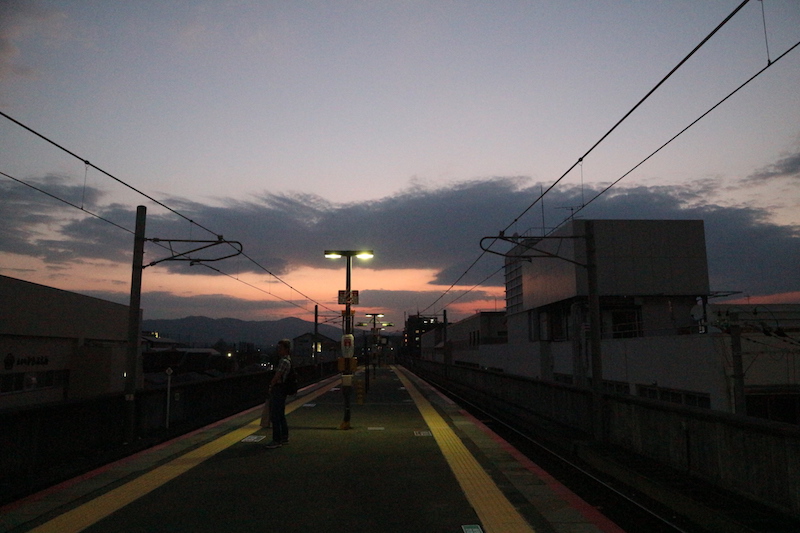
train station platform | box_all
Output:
[1,366,623,533]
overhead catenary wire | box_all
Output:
[1,169,338,315]
[421,0,753,317]
[500,0,752,236]
[0,124,332,317]
[0,110,222,242]
[555,35,800,231]
[1,170,133,235]
[471,32,800,321]
[420,250,492,316]
[477,35,800,265]
[198,263,335,314]
[440,264,506,310]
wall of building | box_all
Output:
[68,345,128,399]
[459,310,737,411]
[591,219,709,296]
[514,220,709,313]
[0,275,130,410]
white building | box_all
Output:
[423,220,800,419]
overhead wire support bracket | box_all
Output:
[480,234,586,267]
[144,237,243,268]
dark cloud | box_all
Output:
[81,290,298,321]
[0,174,120,261]
[143,177,532,286]
[2,173,799,322]
[745,150,800,184]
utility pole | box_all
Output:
[125,205,146,443]
[585,221,604,441]
[314,305,320,378]
[730,312,746,413]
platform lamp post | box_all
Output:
[324,249,374,429]
[364,313,383,376]
[365,313,393,372]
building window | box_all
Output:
[603,380,631,395]
[469,331,481,347]
[505,260,524,314]
[539,312,550,341]
[535,305,569,342]
[610,308,643,338]
[0,370,68,395]
[527,310,538,342]
[637,384,710,409]
[553,373,574,385]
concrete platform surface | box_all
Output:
[1,366,622,533]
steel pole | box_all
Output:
[341,254,353,429]
[730,313,746,413]
[345,255,353,334]
[125,205,146,443]
[585,221,604,441]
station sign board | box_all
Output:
[338,290,359,305]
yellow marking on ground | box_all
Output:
[394,367,535,533]
[28,380,340,533]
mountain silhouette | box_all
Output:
[141,316,342,349]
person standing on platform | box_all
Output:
[265,339,292,449]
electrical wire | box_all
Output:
[0,110,228,243]
[759,0,772,64]
[468,32,798,314]
[500,0,752,236]
[0,106,343,317]
[197,263,334,314]
[438,264,506,311]
[421,0,753,318]
[419,250,492,316]
[0,170,133,235]
[553,35,800,232]
[0,168,335,317]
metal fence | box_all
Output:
[0,361,338,505]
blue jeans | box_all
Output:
[270,384,288,442]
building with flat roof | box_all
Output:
[0,275,133,410]
[423,220,800,421]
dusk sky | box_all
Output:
[1,1,799,332]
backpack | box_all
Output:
[284,365,298,395]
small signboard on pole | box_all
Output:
[338,290,359,305]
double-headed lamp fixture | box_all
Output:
[324,250,374,259]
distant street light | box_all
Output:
[364,312,392,380]
[324,249,373,429]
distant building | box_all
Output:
[292,332,339,366]
[0,275,133,410]
[141,333,226,385]
[704,303,800,423]
[404,314,439,358]
[421,311,506,370]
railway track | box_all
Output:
[430,379,779,533]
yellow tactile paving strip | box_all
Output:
[394,367,536,533]
[27,380,340,533]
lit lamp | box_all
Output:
[324,250,373,335]
[365,313,392,371]
[324,249,373,429]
